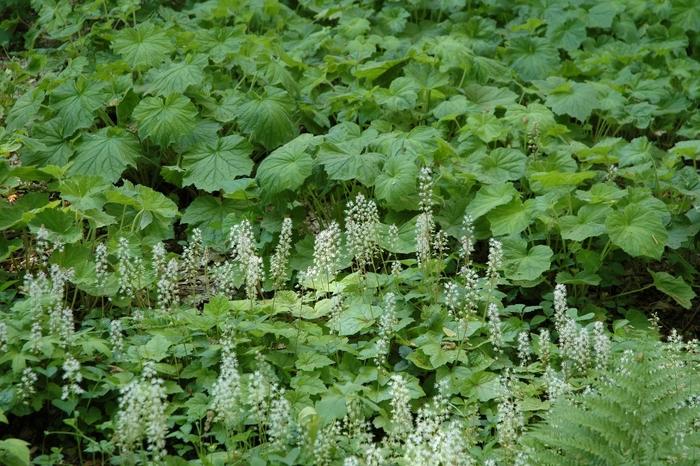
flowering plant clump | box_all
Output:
[1,0,699,464]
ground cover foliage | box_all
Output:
[0,0,699,464]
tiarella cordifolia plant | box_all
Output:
[2,1,700,463]
[345,193,380,273]
[114,362,168,462]
[270,217,293,290]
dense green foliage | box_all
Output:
[0,0,699,465]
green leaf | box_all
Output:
[234,87,298,150]
[112,22,173,69]
[650,271,696,309]
[142,334,172,362]
[29,208,82,243]
[466,183,517,219]
[541,79,599,121]
[6,89,45,131]
[51,76,107,134]
[373,155,418,210]
[70,127,140,183]
[182,135,253,192]
[503,241,553,282]
[132,94,198,147]
[256,134,316,194]
[475,148,527,184]
[487,199,533,236]
[295,352,334,372]
[0,438,31,466]
[143,56,208,96]
[559,205,611,241]
[606,204,667,259]
[317,144,384,187]
[375,77,419,112]
[506,36,559,81]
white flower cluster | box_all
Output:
[496,376,523,451]
[182,228,207,279]
[375,292,398,367]
[538,328,551,366]
[270,217,293,289]
[329,292,345,335]
[404,381,470,466]
[211,261,238,297]
[229,221,263,300]
[389,374,412,441]
[591,321,611,370]
[345,194,380,272]
[114,362,168,462]
[0,322,7,352]
[313,419,341,466]
[210,331,242,427]
[387,224,402,276]
[95,242,109,282]
[517,331,531,366]
[487,303,503,352]
[110,319,124,356]
[29,322,42,353]
[18,367,38,404]
[156,258,179,312]
[48,306,75,349]
[152,242,167,275]
[304,221,342,283]
[61,354,84,400]
[116,237,144,299]
[23,265,73,311]
[486,238,503,286]
[444,282,460,319]
[415,167,435,267]
[543,366,570,401]
[459,214,475,262]
[415,213,434,267]
[268,385,293,448]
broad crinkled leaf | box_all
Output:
[70,127,140,183]
[182,135,253,192]
[111,22,174,69]
[132,94,198,146]
[143,55,208,96]
[257,133,317,194]
[234,87,298,150]
[606,203,667,259]
[318,144,384,186]
[51,76,107,134]
[21,118,74,167]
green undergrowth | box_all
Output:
[0,0,699,465]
